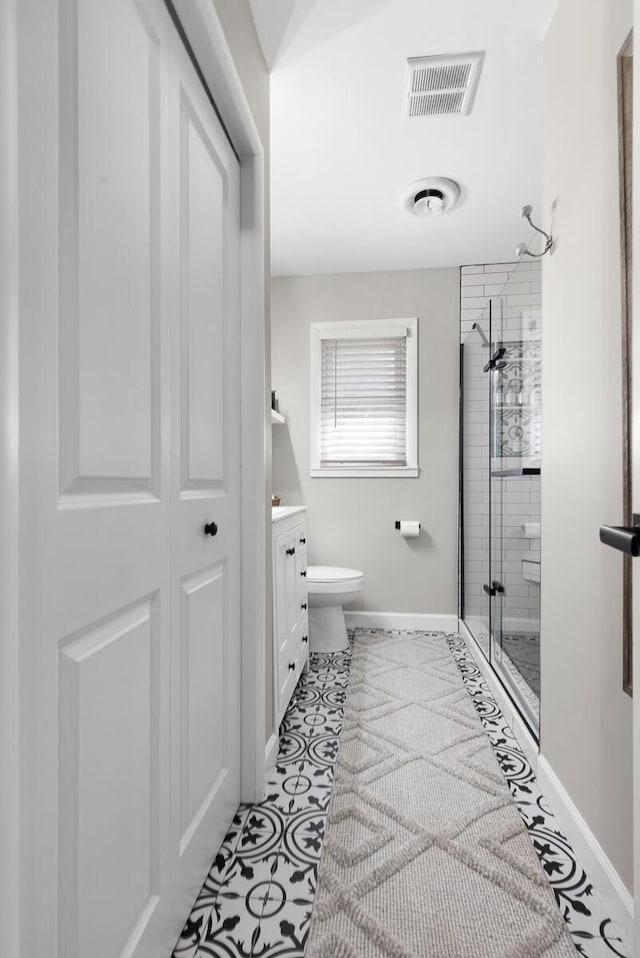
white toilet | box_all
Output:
[307,566,364,652]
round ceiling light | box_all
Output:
[401,177,461,218]
[414,189,445,216]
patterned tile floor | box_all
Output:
[172,649,351,958]
[173,631,629,958]
[448,633,629,958]
[465,624,541,724]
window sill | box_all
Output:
[310,467,419,478]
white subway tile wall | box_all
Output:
[460,263,542,622]
[460,262,542,340]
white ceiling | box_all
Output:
[249,0,558,277]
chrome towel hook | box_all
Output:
[516,205,553,258]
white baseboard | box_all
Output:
[536,756,634,955]
[264,732,278,790]
[344,611,458,632]
[458,620,539,771]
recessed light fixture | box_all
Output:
[414,188,445,216]
[402,177,460,218]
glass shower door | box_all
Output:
[460,319,491,659]
[460,261,541,737]
[488,299,507,707]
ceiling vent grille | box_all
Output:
[404,52,485,118]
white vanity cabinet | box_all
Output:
[272,507,309,724]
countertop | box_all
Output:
[272,505,307,522]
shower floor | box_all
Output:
[462,620,540,723]
[502,632,540,697]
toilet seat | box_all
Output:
[306,566,364,595]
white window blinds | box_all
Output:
[320,336,408,465]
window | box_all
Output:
[310,318,418,477]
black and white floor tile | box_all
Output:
[173,630,628,958]
[173,646,352,958]
[448,633,629,958]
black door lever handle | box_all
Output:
[600,516,640,556]
[483,347,506,373]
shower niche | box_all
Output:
[459,260,541,736]
[492,340,541,466]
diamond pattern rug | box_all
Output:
[306,630,577,957]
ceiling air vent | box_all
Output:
[403,52,485,118]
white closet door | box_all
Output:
[18,0,241,955]
[167,15,242,900]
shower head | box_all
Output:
[520,205,533,219]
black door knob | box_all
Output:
[301,602,307,610]
[204,522,218,537]
[300,570,307,578]
[286,547,295,556]
[483,580,505,597]
[302,635,308,644]
[289,662,296,671]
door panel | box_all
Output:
[285,535,298,639]
[51,6,171,951]
[170,18,241,893]
[59,598,159,958]
[180,95,226,489]
[460,326,491,658]
[274,531,293,713]
[274,532,291,662]
[19,0,242,954]
[59,0,161,496]
[180,564,226,848]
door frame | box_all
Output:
[0,0,268,951]
[0,0,20,954]
[634,5,640,954]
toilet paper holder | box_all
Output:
[395,521,421,530]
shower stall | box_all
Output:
[459,259,542,736]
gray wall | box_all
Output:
[271,269,460,614]
[542,0,633,890]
